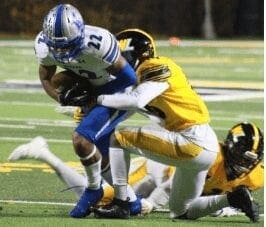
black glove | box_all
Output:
[59,83,95,106]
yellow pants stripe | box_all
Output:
[115,129,202,161]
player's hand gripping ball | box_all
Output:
[51,71,95,106]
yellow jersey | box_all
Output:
[203,144,264,195]
[100,149,263,204]
[136,56,210,131]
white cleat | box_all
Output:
[141,198,154,215]
[8,136,49,161]
[210,207,241,217]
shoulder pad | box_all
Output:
[137,58,170,83]
[34,31,49,59]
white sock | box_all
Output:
[101,163,113,185]
[39,148,61,167]
[84,158,102,190]
[147,187,170,209]
[101,161,137,202]
[126,185,137,202]
[110,147,130,201]
[37,148,87,199]
[54,162,87,199]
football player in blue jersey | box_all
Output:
[34,4,138,218]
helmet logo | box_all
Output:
[231,125,244,143]
[119,38,134,51]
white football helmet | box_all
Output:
[42,4,85,62]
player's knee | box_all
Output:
[72,132,94,155]
[109,132,120,147]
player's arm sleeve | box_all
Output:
[95,59,137,95]
[245,163,264,191]
[97,81,169,110]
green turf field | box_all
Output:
[0,40,264,226]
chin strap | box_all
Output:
[224,162,238,181]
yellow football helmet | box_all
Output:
[224,122,264,180]
[116,28,156,69]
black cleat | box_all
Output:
[94,198,130,219]
[227,185,260,222]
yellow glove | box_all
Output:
[73,107,85,123]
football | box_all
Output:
[51,71,91,93]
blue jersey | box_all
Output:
[35,25,120,87]
[34,25,131,155]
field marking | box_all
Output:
[0,137,72,143]
[0,162,83,174]
[0,126,237,143]
[172,56,261,64]
[191,80,263,90]
[0,199,263,217]
[0,112,263,130]
[0,199,75,207]
[0,124,35,129]
[0,101,55,107]
[0,40,263,48]
[0,117,149,128]
[1,79,264,90]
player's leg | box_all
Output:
[169,136,259,222]
[169,166,210,218]
[183,185,259,222]
[70,106,128,218]
[95,124,192,218]
[145,177,171,213]
[94,123,218,219]
[96,133,141,216]
[8,136,88,198]
[94,140,131,218]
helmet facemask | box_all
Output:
[42,4,85,63]
[223,122,264,180]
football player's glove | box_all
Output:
[73,107,85,123]
[59,83,95,106]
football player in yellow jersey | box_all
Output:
[7,28,261,222]
[8,123,263,218]
[204,122,263,195]
[142,122,264,215]
[93,29,259,222]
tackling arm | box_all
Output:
[95,55,137,96]
[97,81,169,110]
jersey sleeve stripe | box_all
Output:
[103,34,120,64]
[140,65,171,82]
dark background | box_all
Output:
[0,0,263,38]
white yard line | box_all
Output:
[0,127,237,143]
[0,124,35,129]
[0,137,71,143]
[0,40,263,48]
[0,199,263,216]
[0,101,55,107]
[0,116,149,127]
[0,199,75,206]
